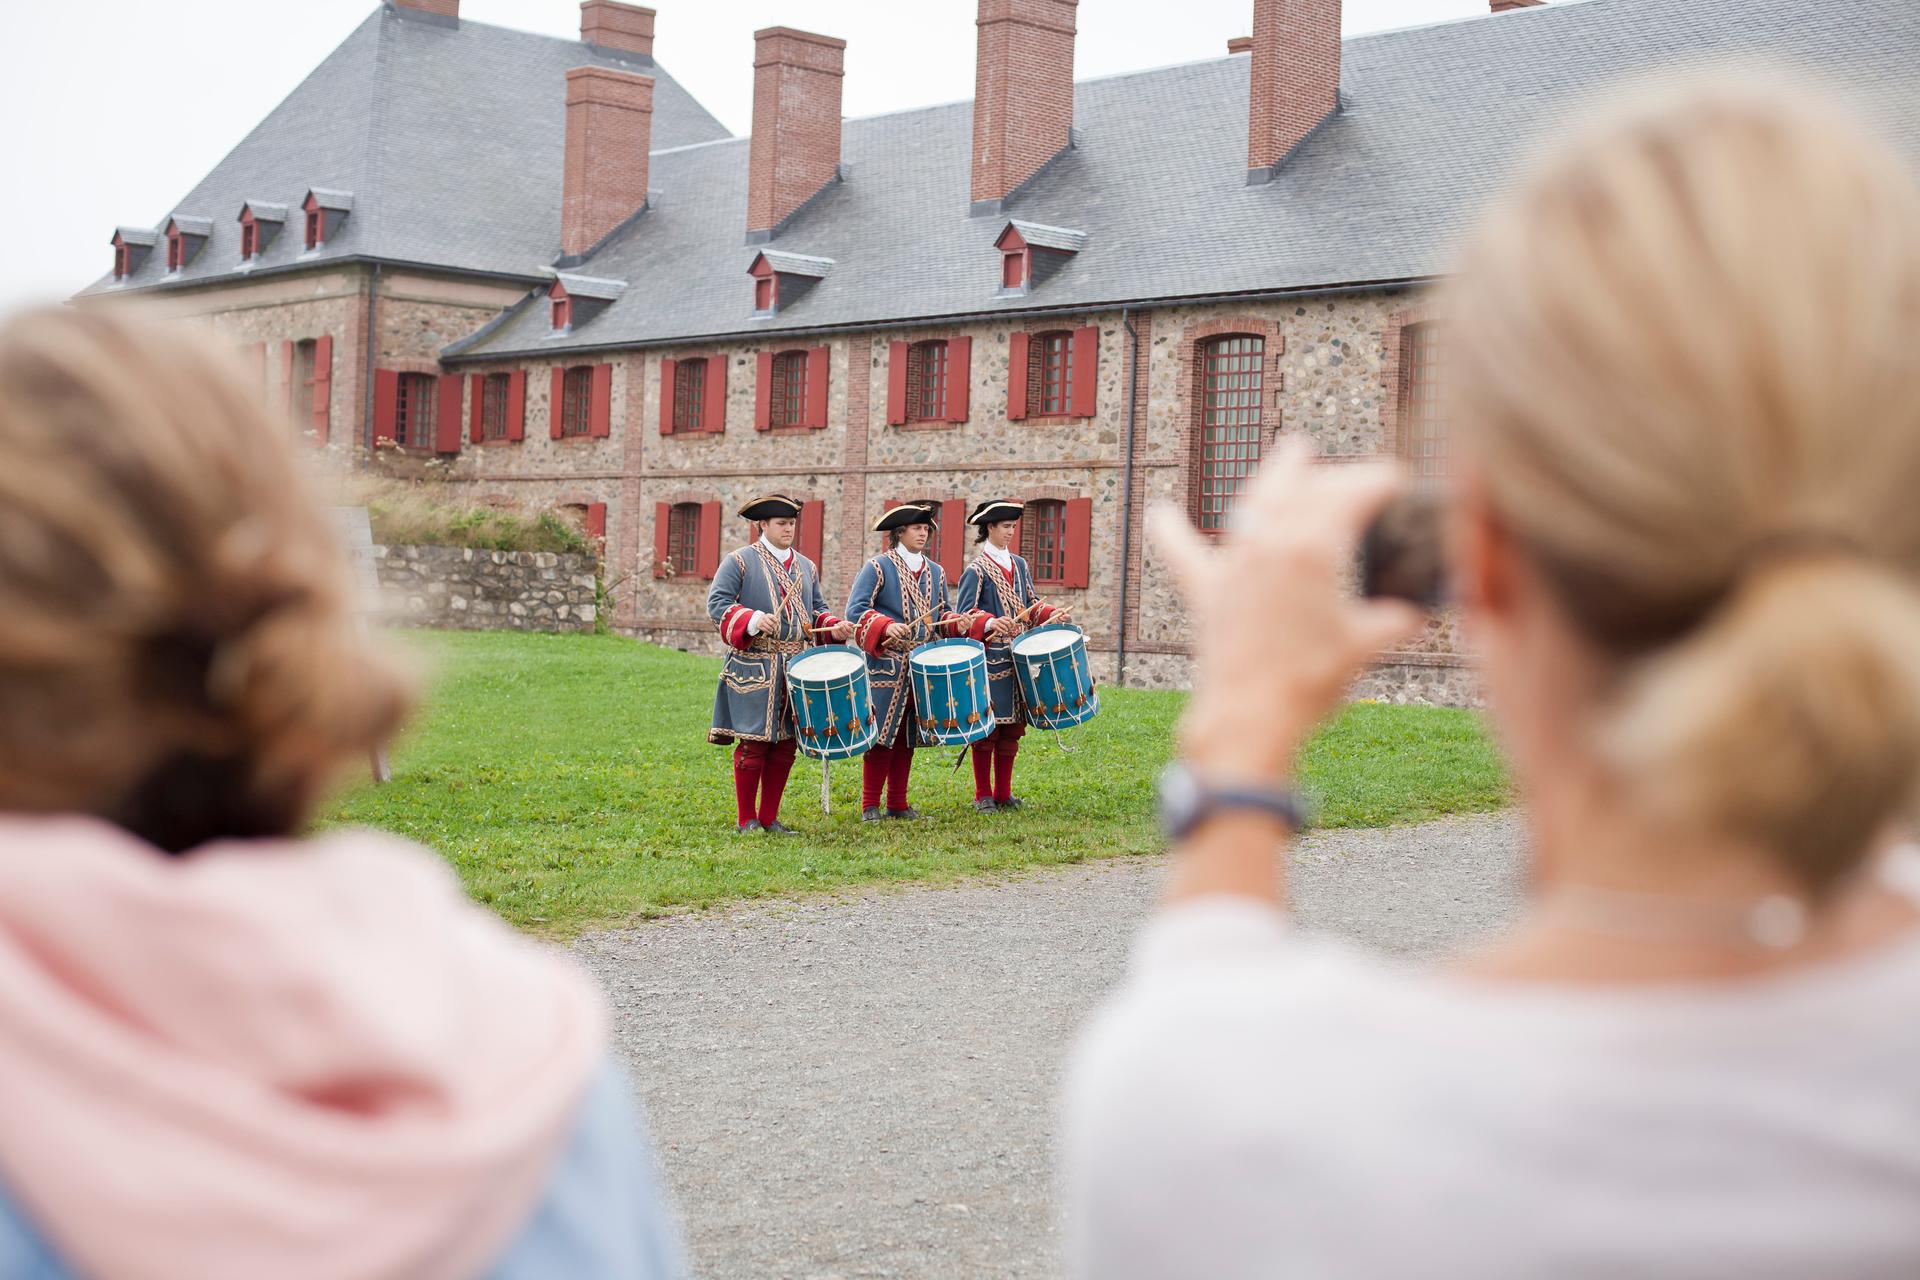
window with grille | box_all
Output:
[667,503,701,577]
[305,210,323,250]
[1197,335,1265,531]
[770,351,807,428]
[560,366,593,437]
[166,233,183,272]
[908,341,948,422]
[291,339,316,424]
[481,373,510,441]
[1401,323,1447,480]
[395,373,436,448]
[673,359,706,433]
[241,222,258,260]
[114,245,130,279]
[1029,331,1072,416]
[1022,499,1067,584]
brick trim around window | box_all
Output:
[1380,304,1435,466]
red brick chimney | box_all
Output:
[562,66,654,259]
[971,0,1079,214]
[581,1,655,57]
[390,0,459,15]
[1246,0,1342,184]
[1490,0,1544,10]
[747,27,847,243]
[1228,36,1254,54]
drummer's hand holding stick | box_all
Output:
[1149,437,1421,909]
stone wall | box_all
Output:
[373,545,598,632]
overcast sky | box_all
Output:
[0,0,1492,310]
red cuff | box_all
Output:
[1030,603,1057,626]
[720,604,756,650]
[965,612,992,643]
[856,610,893,656]
[813,611,845,633]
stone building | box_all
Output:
[81,0,1920,700]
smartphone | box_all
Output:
[1359,490,1448,609]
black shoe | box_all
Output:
[735,820,763,834]
[763,821,798,836]
[887,806,923,821]
[973,797,998,812]
[999,796,1024,810]
[861,806,886,823]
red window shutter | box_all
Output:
[886,341,909,425]
[799,499,824,567]
[1063,496,1093,589]
[805,346,830,429]
[940,499,967,581]
[703,355,727,433]
[697,500,723,578]
[311,335,332,443]
[280,341,295,417]
[436,375,464,454]
[652,502,671,578]
[945,336,972,422]
[585,501,607,549]
[469,374,486,444]
[550,368,566,439]
[1007,331,1030,420]
[589,363,613,437]
[753,352,773,431]
[506,370,526,441]
[658,358,677,435]
[1069,326,1100,417]
[372,369,399,444]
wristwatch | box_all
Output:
[1157,763,1308,842]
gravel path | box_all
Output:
[575,812,1526,1279]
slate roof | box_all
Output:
[1005,220,1088,253]
[80,3,728,297]
[453,0,1920,358]
[754,251,835,279]
[554,272,629,301]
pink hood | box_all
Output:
[0,815,606,1280]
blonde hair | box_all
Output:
[0,305,411,851]
[1443,75,1920,895]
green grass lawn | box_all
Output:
[318,630,1509,936]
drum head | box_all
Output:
[1011,626,1082,657]
[789,647,866,682]
[910,641,982,668]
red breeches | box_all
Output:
[732,738,799,827]
[861,742,916,812]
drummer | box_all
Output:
[955,500,1072,811]
[708,494,855,835]
[847,502,986,821]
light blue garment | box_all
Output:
[0,1059,683,1280]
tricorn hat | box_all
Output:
[738,494,804,522]
[873,501,938,533]
[968,499,1024,527]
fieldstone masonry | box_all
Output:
[372,545,598,632]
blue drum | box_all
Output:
[1010,624,1098,731]
[785,645,877,761]
[908,639,994,747]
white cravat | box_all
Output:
[983,540,1014,571]
[896,548,926,574]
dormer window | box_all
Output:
[162,217,212,275]
[746,250,833,318]
[109,228,156,282]
[238,202,287,263]
[548,273,626,336]
[301,190,354,251]
[993,220,1086,297]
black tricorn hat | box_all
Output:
[873,501,938,533]
[738,494,803,522]
[969,499,1024,527]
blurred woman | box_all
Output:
[0,306,682,1279]
[1065,78,1920,1277]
